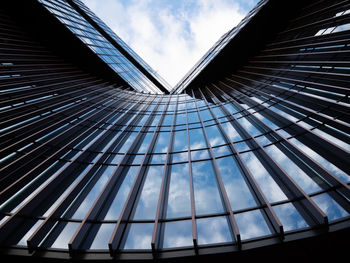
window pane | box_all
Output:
[50,222,80,249]
[166,163,191,218]
[153,132,170,153]
[216,156,256,210]
[72,166,115,219]
[312,192,349,221]
[191,149,210,161]
[173,130,188,152]
[123,223,153,249]
[137,132,153,153]
[265,144,321,193]
[89,224,114,249]
[104,166,139,220]
[222,122,243,142]
[189,128,206,150]
[240,152,287,202]
[272,203,308,231]
[133,166,163,219]
[162,220,192,248]
[205,125,225,147]
[196,216,233,245]
[192,161,224,215]
[235,210,271,240]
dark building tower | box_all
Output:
[0,0,349,262]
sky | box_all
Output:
[80,0,260,87]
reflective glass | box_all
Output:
[289,138,350,183]
[240,152,287,202]
[176,113,187,125]
[187,111,199,123]
[196,216,232,245]
[153,132,170,153]
[311,192,349,221]
[265,144,321,193]
[50,222,80,249]
[133,166,163,219]
[173,130,188,152]
[191,149,210,161]
[162,220,193,248]
[216,156,256,210]
[89,224,114,249]
[192,161,224,215]
[149,154,166,164]
[205,125,225,146]
[171,152,188,163]
[199,109,212,121]
[166,163,191,218]
[212,145,231,157]
[189,128,207,150]
[104,166,139,220]
[72,166,115,219]
[235,210,271,240]
[123,223,153,249]
[272,203,308,231]
[222,122,243,142]
[137,132,153,153]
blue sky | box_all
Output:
[81,0,260,86]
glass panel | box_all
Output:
[50,222,80,249]
[189,128,207,150]
[237,117,261,137]
[265,144,321,193]
[235,210,271,240]
[149,154,166,164]
[311,192,349,221]
[272,203,308,231]
[212,145,231,157]
[162,114,173,126]
[187,111,199,123]
[162,220,193,248]
[216,157,256,210]
[196,216,232,245]
[205,125,225,147]
[191,149,210,161]
[289,138,349,183]
[153,132,170,153]
[199,109,212,121]
[118,132,137,153]
[176,113,187,125]
[166,163,191,218]
[72,166,115,219]
[240,152,287,202]
[222,122,243,142]
[137,132,153,153]
[171,152,188,163]
[123,223,153,249]
[133,166,163,219]
[104,166,139,220]
[173,130,188,152]
[192,161,224,215]
[89,224,114,249]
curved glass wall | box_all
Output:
[0,0,350,261]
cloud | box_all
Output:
[80,0,257,87]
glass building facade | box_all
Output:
[0,0,349,261]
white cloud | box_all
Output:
[80,0,253,87]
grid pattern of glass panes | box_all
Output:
[0,0,350,260]
[1,83,349,252]
[37,0,165,94]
